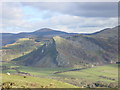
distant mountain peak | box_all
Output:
[35,28,54,32]
[40,28,53,30]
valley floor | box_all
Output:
[0,62,119,88]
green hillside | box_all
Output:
[1,74,78,88]
[2,38,44,61]
[13,34,118,67]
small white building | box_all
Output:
[91,65,94,67]
[7,72,10,75]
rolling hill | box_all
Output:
[1,28,75,46]
[12,26,118,67]
[2,38,44,61]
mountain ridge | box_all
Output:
[1,26,117,46]
[12,26,118,67]
[2,26,119,67]
[1,28,71,46]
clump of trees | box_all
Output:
[99,76,116,81]
[79,81,118,88]
[40,83,55,88]
[2,82,15,89]
[86,81,118,88]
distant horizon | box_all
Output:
[1,26,115,34]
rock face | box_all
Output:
[13,26,118,67]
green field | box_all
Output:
[55,64,118,81]
[53,64,118,87]
[1,62,119,88]
[1,74,78,88]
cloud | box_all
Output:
[22,2,118,17]
[1,2,118,33]
[2,2,27,32]
[27,15,118,33]
[2,2,24,20]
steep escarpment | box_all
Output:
[13,26,118,67]
[13,39,59,67]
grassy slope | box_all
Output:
[1,74,78,88]
[2,62,118,87]
[2,38,44,61]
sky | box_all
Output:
[1,2,118,33]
